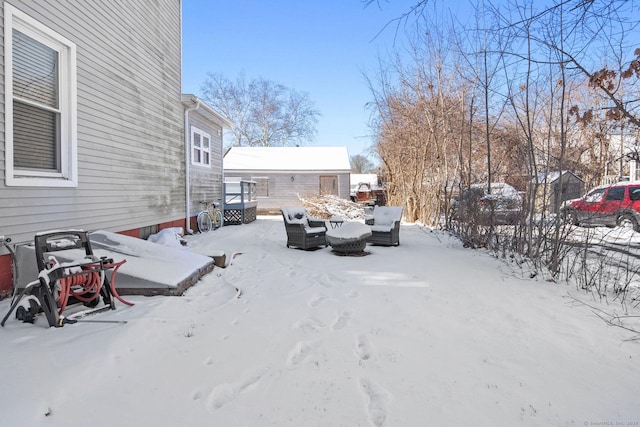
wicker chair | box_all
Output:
[366,206,403,246]
[281,207,328,250]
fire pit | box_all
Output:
[325,222,372,255]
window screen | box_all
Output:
[12,29,61,172]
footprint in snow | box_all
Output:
[355,335,373,362]
[346,290,360,299]
[294,317,326,333]
[316,272,343,288]
[359,377,392,427]
[206,368,266,412]
[332,311,352,330]
[308,294,328,308]
[286,341,312,367]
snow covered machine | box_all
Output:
[1,230,132,328]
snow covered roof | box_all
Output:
[224,146,351,172]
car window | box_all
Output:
[584,188,605,202]
[630,186,640,201]
[606,187,625,201]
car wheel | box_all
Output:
[616,214,640,232]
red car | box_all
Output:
[561,183,640,231]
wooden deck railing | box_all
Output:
[223,180,258,224]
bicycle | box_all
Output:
[197,200,223,233]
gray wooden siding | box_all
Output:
[224,171,350,211]
[187,112,224,216]
[0,1,184,245]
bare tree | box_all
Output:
[200,72,320,147]
[367,23,467,225]
[366,0,640,298]
[350,154,375,173]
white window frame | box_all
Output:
[191,126,211,167]
[4,3,78,187]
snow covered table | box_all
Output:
[325,222,372,254]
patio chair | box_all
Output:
[281,207,328,250]
[365,206,403,246]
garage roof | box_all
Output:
[224,146,351,172]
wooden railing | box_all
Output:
[223,180,258,224]
[224,180,257,206]
[602,175,629,185]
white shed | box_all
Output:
[223,146,351,212]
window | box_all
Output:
[606,187,625,201]
[585,188,605,203]
[191,126,211,167]
[253,177,269,197]
[4,4,77,187]
[630,187,640,201]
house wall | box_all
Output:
[187,111,224,218]
[0,0,184,247]
[224,171,350,212]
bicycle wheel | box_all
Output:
[197,211,213,233]
[212,209,223,229]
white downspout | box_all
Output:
[221,131,226,226]
[184,100,200,234]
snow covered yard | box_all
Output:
[0,216,638,426]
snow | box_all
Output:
[223,146,351,171]
[473,182,522,199]
[147,227,187,249]
[326,222,372,243]
[0,216,639,426]
[89,230,213,288]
